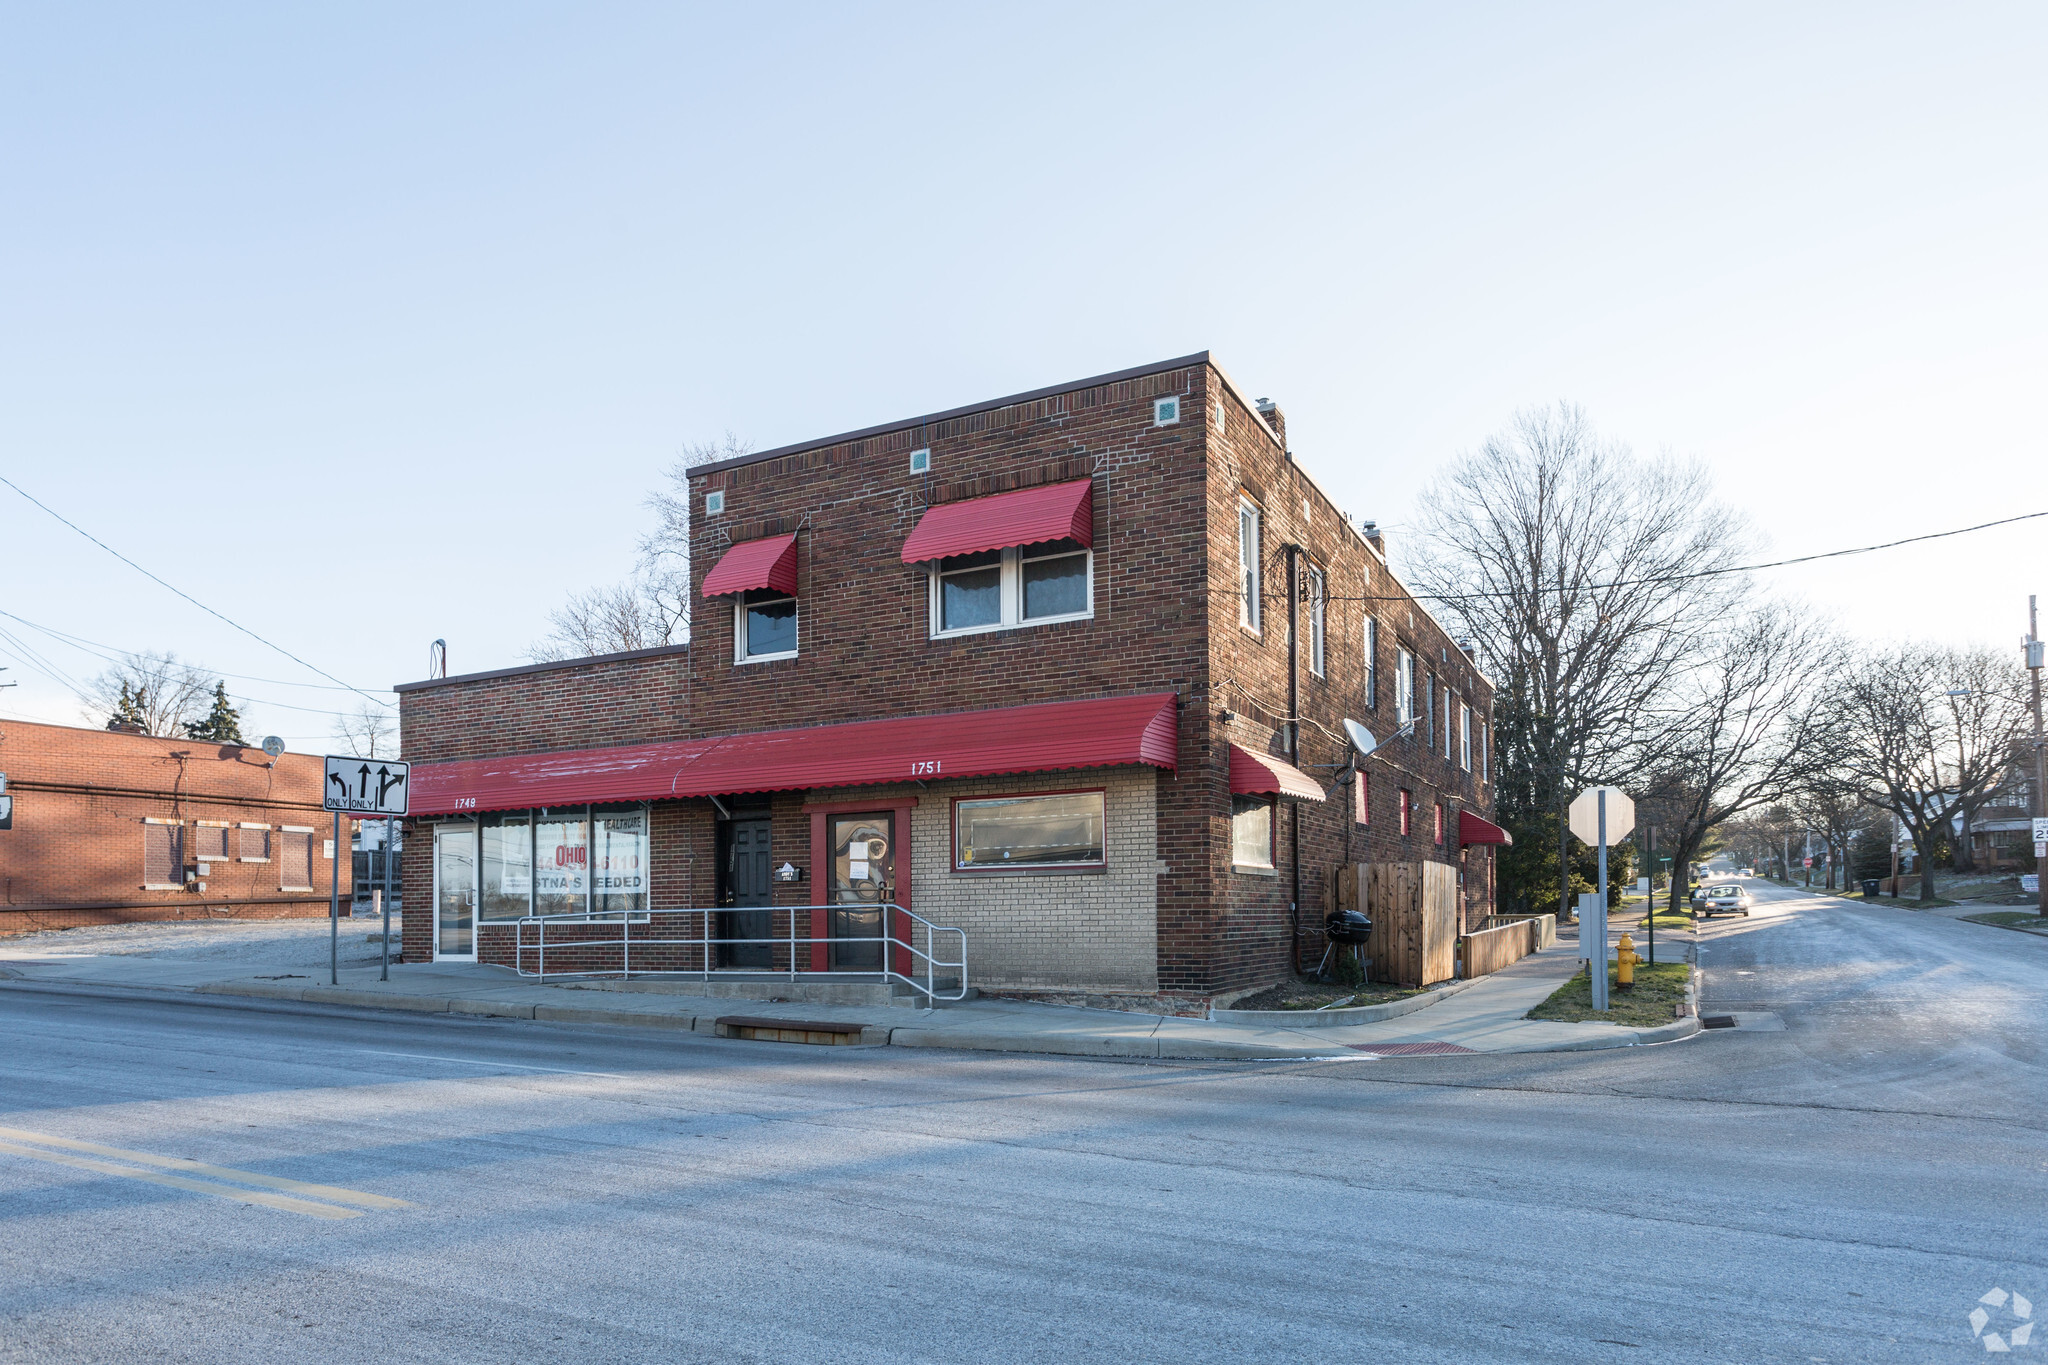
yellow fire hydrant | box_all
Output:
[1616,933,1637,989]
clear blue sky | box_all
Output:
[3,3,2042,747]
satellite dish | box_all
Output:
[1342,718,1378,757]
[261,736,286,758]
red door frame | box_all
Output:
[804,796,918,974]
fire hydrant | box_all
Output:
[1616,933,1637,989]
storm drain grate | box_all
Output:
[1350,1041,1479,1055]
[1701,1015,1738,1029]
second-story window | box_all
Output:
[1424,670,1436,743]
[1460,703,1473,771]
[1396,647,1415,725]
[930,539,1092,637]
[1307,565,1326,677]
[736,590,798,663]
[1238,499,1262,633]
[1364,616,1378,709]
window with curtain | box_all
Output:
[1231,795,1274,869]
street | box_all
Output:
[2,880,2043,1363]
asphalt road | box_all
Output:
[1,880,2042,1364]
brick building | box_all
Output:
[0,718,350,935]
[397,352,1499,1006]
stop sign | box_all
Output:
[1568,787,1635,845]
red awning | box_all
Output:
[701,533,799,598]
[1459,810,1513,846]
[410,691,1179,815]
[899,478,1093,563]
[1227,745,1326,803]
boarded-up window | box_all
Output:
[144,822,183,887]
[279,830,314,889]
[193,822,230,860]
[238,825,270,860]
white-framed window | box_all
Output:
[734,590,798,663]
[1396,647,1415,725]
[909,447,930,474]
[929,539,1092,637]
[1307,564,1326,677]
[1364,616,1379,709]
[1213,399,1227,432]
[1231,794,1274,870]
[1154,395,1180,425]
[1460,703,1472,771]
[1238,498,1262,633]
[1481,720,1490,782]
[1443,685,1453,756]
[1425,674,1436,746]
[953,790,1106,870]
[705,489,725,516]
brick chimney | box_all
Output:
[1254,397,1286,450]
[1359,519,1386,558]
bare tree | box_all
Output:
[84,652,212,737]
[1633,603,1842,913]
[1410,403,1750,915]
[1792,777,1865,891]
[331,700,397,759]
[1832,644,2030,901]
[530,434,750,662]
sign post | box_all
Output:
[322,755,411,988]
[1569,786,1636,1012]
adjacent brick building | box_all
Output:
[0,719,350,935]
[398,352,1498,1006]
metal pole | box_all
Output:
[329,810,341,986]
[2030,594,2045,918]
[381,815,393,981]
[1592,791,1609,1012]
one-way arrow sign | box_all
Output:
[323,755,410,816]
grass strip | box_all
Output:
[1962,912,2048,932]
[1526,961,1689,1028]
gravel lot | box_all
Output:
[0,918,402,969]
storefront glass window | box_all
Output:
[592,805,649,914]
[480,813,532,920]
[954,791,1105,869]
[534,808,590,915]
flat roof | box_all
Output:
[394,642,690,694]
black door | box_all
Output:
[718,818,773,968]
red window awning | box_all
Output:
[899,478,1093,563]
[702,532,799,598]
[1459,810,1513,846]
[1227,745,1326,803]
[410,691,1179,815]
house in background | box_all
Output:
[0,718,348,935]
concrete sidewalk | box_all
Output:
[0,940,1698,1061]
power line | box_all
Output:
[1262,509,2048,604]
[0,474,393,708]
[0,609,390,694]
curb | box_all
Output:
[1208,977,1478,1028]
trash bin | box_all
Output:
[1861,879,1880,898]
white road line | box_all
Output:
[360,1049,624,1078]
[0,1126,410,1211]
[0,1138,363,1220]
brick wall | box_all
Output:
[0,719,348,936]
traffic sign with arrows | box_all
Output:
[322,755,411,816]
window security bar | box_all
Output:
[510,903,969,1006]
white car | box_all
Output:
[1693,884,1754,917]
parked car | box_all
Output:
[1693,884,1754,917]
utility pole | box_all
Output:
[2030,595,2045,918]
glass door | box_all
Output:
[828,814,891,971]
[434,822,477,960]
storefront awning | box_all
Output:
[1227,745,1326,803]
[1459,810,1513,846]
[409,691,1179,815]
[899,478,1094,563]
[701,532,799,598]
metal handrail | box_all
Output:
[508,903,968,1005]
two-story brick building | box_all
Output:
[397,352,1499,1007]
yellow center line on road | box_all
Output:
[0,1138,364,1219]
[0,1126,410,1212]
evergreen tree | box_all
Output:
[107,682,149,731]
[185,681,247,745]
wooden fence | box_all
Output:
[1365,861,1459,986]
[1459,920,1532,978]
[1479,912,1557,950]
